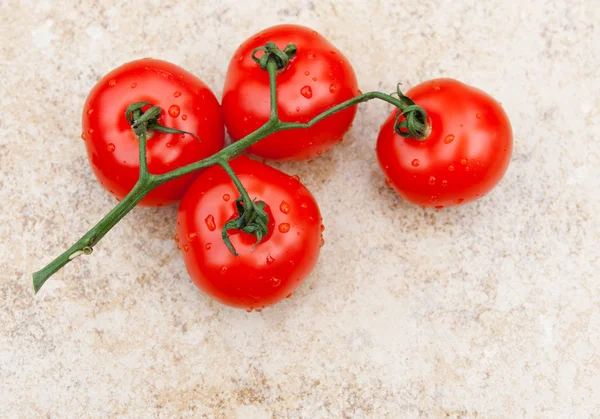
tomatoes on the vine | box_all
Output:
[377,78,512,208]
[222,24,360,161]
[82,58,224,207]
[177,157,323,310]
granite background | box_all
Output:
[1,0,599,417]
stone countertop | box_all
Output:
[1,0,598,417]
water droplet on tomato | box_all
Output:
[444,134,455,144]
[205,214,216,231]
[246,308,253,313]
[307,51,316,59]
[173,91,182,98]
[461,158,468,165]
[455,198,464,204]
[130,82,137,88]
[278,223,291,233]
[435,205,444,209]
[430,195,438,203]
[181,114,187,121]
[433,84,441,91]
[292,175,300,181]
[106,143,115,152]
[166,143,172,148]
[465,166,471,172]
[357,89,363,95]
[168,105,180,118]
[220,266,228,275]
[87,108,94,115]
[108,79,116,87]
[321,224,325,232]
[269,277,281,287]
[411,159,420,167]
[429,176,436,185]
[339,60,345,64]
[222,193,230,202]
[286,293,292,298]
[174,234,179,242]
[266,253,275,265]
[178,74,184,79]
[183,244,189,252]
[476,113,482,119]
[279,200,290,214]
[187,232,197,242]
[316,150,322,155]
[304,70,310,76]
[312,76,317,81]
[300,202,308,209]
[238,55,243,62]
[81,132,86,140]
[448,165,455,171]
[320,237,325,247]
[205,243,212,250]
[88,128,94,135]
[441,180,448,186]
[300,86,313,99]
[295,106,300,112]
[329,84,337,93]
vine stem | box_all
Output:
[33,54,427,293]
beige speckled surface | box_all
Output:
[1,0,599,417]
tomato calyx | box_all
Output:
[251,41,297,70]
[221,197,270,255]
[391,84,430,140]
[125,101,201,141]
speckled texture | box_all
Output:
[1,0,599,417]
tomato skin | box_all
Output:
[377,79,513,208]
[83,59,224,207]
[177,157,322,310]
[222,24,359,161]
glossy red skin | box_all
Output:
[377,79,513,208]
[83,59,224,206]
[222,24,359,161]
[177,157,322,310]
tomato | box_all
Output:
[377,78,512,208]
[222,24,359,161]
[176,157,323,310]
[82,58,224,207]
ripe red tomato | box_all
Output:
[177,157,323,310]
[222,24,359,161]
[82,59,224,207]
[377,79,512,208]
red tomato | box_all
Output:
[177,157,323,310]
[222,24,359,161]
[377,79,512,208]
[82,59,224,207]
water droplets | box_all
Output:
[166,143,172,148]
[321,224,325,232]
[183,244,189,252]
[81,133,86,141]
[173,91,182,98]
[307,52,316,59]
[444,134,455,144]
[266,253,275,265]
[181,114,188,121]
[174,233,180,243]
[300,86,313,99]
[87,108,94,116]
[312,76,317,81]
[476,113,482,119]
[411,159,420,167]
[108,79,116,87]
[465,166,471,172]
[278,223,291,233]
[304,70,310,76]
[130,82,137,89]
[220,266,228,275]
[460,158,468,165]
[205,214,216,231]
[448,165,455,172]
[238,55,243,62]
[428,176,436,185]
[106,143,116,152]
[88,128,94,135]
[205,243,212,250]
[269,277,281,287]
[295,106,300,112]
[291,175,300,182]
[441,180,448,187]
[168,104,180,118]
[429,195,438,203]
[186,232,197,242]
[329,84,337,93]
[320,237,325,247]
[455,198,464,204]
[279,200,290,214]
[433,84,441,91]
[222,193,231,202]
[300,202,308,209]
[317,150,322,155]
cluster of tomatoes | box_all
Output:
[81,25,512,311]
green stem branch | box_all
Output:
[33,44,428,293]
